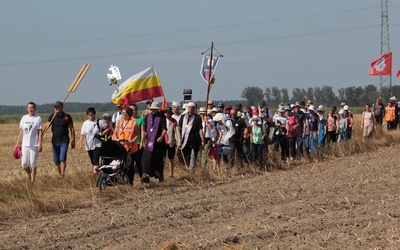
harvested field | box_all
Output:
[1,122,400,249]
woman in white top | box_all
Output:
[79,107,107,173]
[200,108,218,170]
[15,102,43,184]
[361,103,376,140]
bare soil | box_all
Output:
[1,145,400,249]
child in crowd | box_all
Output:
[337,110,348,142]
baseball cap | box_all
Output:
[103,113,112,119]
[54,101,63,107]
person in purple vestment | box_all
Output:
[140,101,167,183]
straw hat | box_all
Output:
[149,101,160,110]
[198,107,206,114]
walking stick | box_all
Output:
[179,147,189,170]
[42,64,91,135]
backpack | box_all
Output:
[96,119,110,142]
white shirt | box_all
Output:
[19,114,43,147]
[273,115,288,127]
[81,119,107,150]
[172,114,181,123]
[112,111,122,124]
[203,119,217,139]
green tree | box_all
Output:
[265,87,273,106]
[241,86,264,106]
[306,87,314,102]
[291,87,306,103]
[271,87,282,104]
[343,86,364,107]
[313,87,323,106]
[381,86,391,102]
[281,88,289,103]
[320,85,338,107]
[338,88,345,101]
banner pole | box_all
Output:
[204,42,214,136]
[42,64,91,135]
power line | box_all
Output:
[0,24,380,67]
[0,6,379,50]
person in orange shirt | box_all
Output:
[114,107,138,185]
[385,100,396,131]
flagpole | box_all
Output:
[201,42,223,137]
[42,64,91,135]
[204,42,214,136]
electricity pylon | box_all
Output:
[380,0,391,96]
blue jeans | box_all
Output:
[296,133,304,157]
[309,131,318,154]
[303,134,310,153]
[52,142,69,166]
[250,143,263,167]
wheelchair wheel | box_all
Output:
[99,176,107,190]
[121,173,129,185]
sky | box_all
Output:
[1,0,400,106]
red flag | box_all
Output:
[397,70,400,78]
[370,52,392,76]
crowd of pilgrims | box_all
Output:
[86,96,387,184]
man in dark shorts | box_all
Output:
[163,106,181,177]
[45,101,75,178]
[228,108,248,169]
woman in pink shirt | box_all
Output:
[285,106,298,161]
[326,107,339,143]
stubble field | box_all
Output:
[0,119,400,249]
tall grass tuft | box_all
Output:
[2,114,400,221]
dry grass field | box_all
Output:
[1,115,400,249]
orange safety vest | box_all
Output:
[385,106,395,122]
[117,118,138,153]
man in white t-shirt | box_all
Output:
[111,104,123,128]
[15,102,43,184]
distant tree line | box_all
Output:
[0,100,244,116]
[2,83,398,116]
[241,84,398,108]
[0,102,127,116]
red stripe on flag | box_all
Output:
[117,86,164,106]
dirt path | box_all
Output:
[1,145,400,249]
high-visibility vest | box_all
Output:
[117,118,138,153]
[385,106,395,122]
